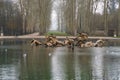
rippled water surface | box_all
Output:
[0,39,120,80]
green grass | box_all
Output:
[45,31,69,36]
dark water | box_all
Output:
[0,39,120,80]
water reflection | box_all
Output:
[51,47,93,80]
[74,52,81,80]
[20,46,53,80]
[91,48,105,80]
[104,57,120,80]
[51,47,67,80]
[0,65,20,80]
[75,48,92,80]
[104,47,120,80]
[0,50,20,80]
[0,40,120,80]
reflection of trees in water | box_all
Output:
[20,46,54,80]
[74,54,92,80]
[0,65,20,80]
[51,48,67,80]
[104,56,120,80]
[91,48,104,80]
[18,45,120,80]
[50,47,75,80]
[106,40,120,46]
[0,49,21,80]
[1,40,120,80]
[74,54,81,80]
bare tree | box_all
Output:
[18,0,53,35]
[118,0,120,36]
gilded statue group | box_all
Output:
[30,33,105,48]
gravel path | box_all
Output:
[0,32,119,40]
[0,35,119,40]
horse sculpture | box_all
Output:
[64,36,74,49]
[30,33,105,48]
[44,35,64,47]
[31,39,42,46]
[74,32,88,47]
[94,39,105,47]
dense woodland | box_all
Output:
[0,0,120,36]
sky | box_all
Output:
[50,10,58,30]
[50,0,58,30]
[94,2,104,14]
[11,0,18,3]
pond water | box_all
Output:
[0,39,120,80]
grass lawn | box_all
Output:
[45,31,69,36]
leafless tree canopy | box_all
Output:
[0,0,120,36]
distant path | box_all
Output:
[0,32,119,40]
[0,36,119,40]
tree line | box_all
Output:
[0,0,53,35]
[0,0,22,35]
[0,0,120,36]
[56,0,120,36]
